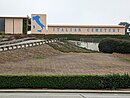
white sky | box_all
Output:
[0,0,130,25]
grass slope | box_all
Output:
[47,41,94,53]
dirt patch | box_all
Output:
[0,43,130,75]
[0,44,62,63]
[113,53,130,60]
[0,52,130,75]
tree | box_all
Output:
[118,22,130,35]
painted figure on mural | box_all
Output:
[32,15,45,32]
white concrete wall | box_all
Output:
[5,18,23,34]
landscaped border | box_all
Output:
[0,74,129,89]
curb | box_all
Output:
[0,90,129,94]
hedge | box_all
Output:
[99,38,130,53]
[0,74,129,89]
[29,34,130,41]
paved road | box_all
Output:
[0,93,129,98]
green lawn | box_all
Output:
[47,41,95,53]
[1,34,130,41]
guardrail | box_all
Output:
[0,39,57,52]
[0,37,36,45]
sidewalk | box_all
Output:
[0,89,129,94]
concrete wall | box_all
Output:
[47,25,125,35]
[31,14,46,34]
[5,18,23,34]
[2,14,126,35]
[30,14,125,35]
[5,18,13,34]
[14,19,23,34]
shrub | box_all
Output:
[0,74,129,89]
[31,34,130,41]
[99,38,130,53]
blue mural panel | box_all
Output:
[32,15,45,33]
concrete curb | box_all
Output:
[0,90,129,94]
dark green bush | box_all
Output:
[99,38,130,53]
[0,74,129,89]
[30,34,130,41]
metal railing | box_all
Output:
[0,39,57,52]
[0,37,36,45]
